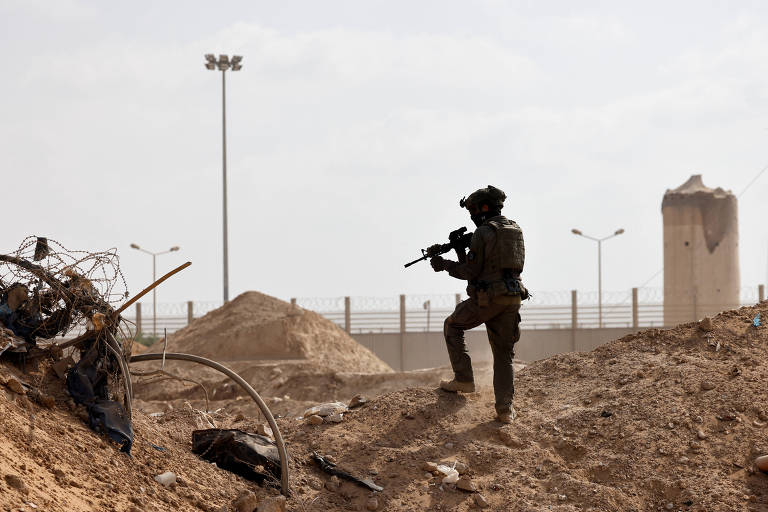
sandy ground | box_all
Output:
[3,301,768,511]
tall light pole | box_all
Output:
[205,53,242,303]
[571,228,625,328]
[130,244,180,337]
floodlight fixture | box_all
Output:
[205,54,216,63]
[205,62,215,70]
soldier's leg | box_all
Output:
[485,304,521,414]
[443,299,487,382]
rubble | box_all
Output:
[233,491,258,512]
[154,472,176,487]
[456,476,476,492]
[303,401,348,418]
[348,394,368,408]
[4,474,27,494]
[257,496,286,512]
[5,376,25,394]
[307,415,324,425]
[474,493,490,508]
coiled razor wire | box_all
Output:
[0,236,134,408]
[0,236,129,334]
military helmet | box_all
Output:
[460,185,506,211]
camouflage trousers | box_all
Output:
[443,298,521,414]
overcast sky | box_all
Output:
[3,1,768,306]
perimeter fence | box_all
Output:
[122,286,765,337]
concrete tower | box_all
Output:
[662,175,739,326]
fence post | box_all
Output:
[136,302,142,336]
[632,288,639,329]
[187,301,194,325]
[455,293,461,306]
[760,285,765,302]
[290,298,296,307]
[570,290,577,351]
[344,296,351,333]
[399,294,406,371]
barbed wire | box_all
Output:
[138,285,764,317]
[0,236,130,339]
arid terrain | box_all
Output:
[2,292,768,511]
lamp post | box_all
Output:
[571,228,625,328]
[204,53,243,303]
[130,244,180,337]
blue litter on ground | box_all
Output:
[754,313,761,327]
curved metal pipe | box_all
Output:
[129,352,290,496]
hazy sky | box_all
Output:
[3,1,768,306]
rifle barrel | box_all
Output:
[404,255,427,268]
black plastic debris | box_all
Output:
[192,429,282,484]
[66,347,133,453]
[311,451,383,492]
[0,283,72,342]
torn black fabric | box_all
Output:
[66,356,133,453]
[192,429,281,484]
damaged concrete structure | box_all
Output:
[662,175,740,326]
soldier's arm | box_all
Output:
[443,228,487,281]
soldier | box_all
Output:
[429,185,526,424]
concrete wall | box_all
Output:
[353,327,639,371]
[662,175,739,326]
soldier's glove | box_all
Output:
[426,244,442,257]
[430,256,448,272]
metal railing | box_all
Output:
[114,285,765,337]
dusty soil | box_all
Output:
[3,301,768,511]
[148,291,391,373]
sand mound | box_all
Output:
[273,303,768,511]
[10,301,768,511]
[0,360,289,512]
[149,291,391,373]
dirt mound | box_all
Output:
[0,361,291,512]
[274,303,768,511]
[8,302,768,511]
[149,291,391,373]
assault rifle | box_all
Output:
[404,227,473,268]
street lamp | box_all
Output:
[204,53,243,303]
[571,228,625,328]
[130,243,180,337]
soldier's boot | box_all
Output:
[496,407,516,424]
[439,379,476,393]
